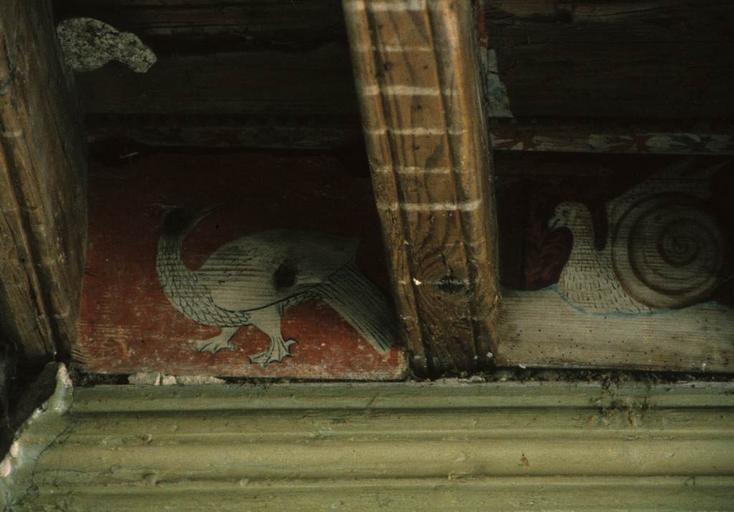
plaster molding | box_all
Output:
[8,378,734,510]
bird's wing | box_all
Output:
[198,241,281,311]
[316,264,397,353]
[198,231,355,312]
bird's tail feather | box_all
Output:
[318,264,398,353]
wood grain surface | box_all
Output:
[343,0,500,375]
[0,0,87,362]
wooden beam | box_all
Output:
[63,0,734,152]
[85,112,734,156]
[0,0,87,361]
[7,379,734,510]
[343,0,500,375]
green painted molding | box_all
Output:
[9,378,734,511]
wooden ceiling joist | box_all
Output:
[343,0,500,375]
[0,0,87,362]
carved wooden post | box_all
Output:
[0,0,87,362]
[343,0,500,374]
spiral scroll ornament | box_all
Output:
[611,194,729,309]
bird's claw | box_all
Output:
[249,338,297,368]
[191,338,236,354]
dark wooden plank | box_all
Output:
[77,43,363,150]
[54,0,347,54]
[343,0,501,375]
[483,0,734,119]
[0,0,87,362]
[85,113,363,151]
[87,114,734,155]
[77,44,356,117]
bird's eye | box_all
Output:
[274,262,297,289]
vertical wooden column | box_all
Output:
[0,0,87,362]
[343,0,500,375]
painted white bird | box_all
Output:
[156,208,396,366]
[548,160,730,314]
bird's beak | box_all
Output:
[548,216,560,229]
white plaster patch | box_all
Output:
[57,18,157,73]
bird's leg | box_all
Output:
[247,305,297,368]
[191,326,239,353]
